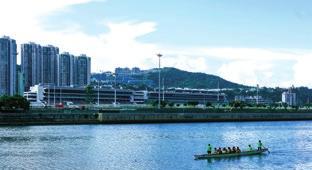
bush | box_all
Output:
[229,101,246,109]
[0,95,30,112]
[187,101,199,107]
[160,100,168,108]
[206,102,212,107]
[168,102,175,107]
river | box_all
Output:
[0,121,311,170]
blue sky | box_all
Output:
[1,0,312,87]
[44,0,312,48]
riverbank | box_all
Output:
[0,110,312,125]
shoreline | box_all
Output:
[0,111,312,126]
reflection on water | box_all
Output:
[0,121,311,169]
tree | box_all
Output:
[160,100,168,108]
[187,101,199,107]
[0,95,29,112]
[85,85,94,104]
[168,102,175,107]
[282,102,288,110]
[206,102,212,107]
[230,101,246,109]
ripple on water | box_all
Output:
[0,121,311,169]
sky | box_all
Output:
[0,0,312,87]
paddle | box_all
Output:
[264,146,270,154]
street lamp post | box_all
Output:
[114,74,117,107]
[97,80,100,107]
[256,84,259,105]
[157,53,162,109]
[162,78,165,101]
[112,73,117,107]
[53,85,56,106]
[48,84,50,107]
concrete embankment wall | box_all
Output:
[0,112,312,125]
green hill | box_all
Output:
[140,67,248,89]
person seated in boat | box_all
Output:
[236,147,241,153]
[207,144,212,155]
[257,140,264,150]
[218,147,223,154]
[248,144,253,151]
[232,146,236,153]
[214,148,218,154]
[227,147,232,153]
[223,147,228,154]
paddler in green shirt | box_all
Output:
[257,140,264,150]
[207,144,212,155]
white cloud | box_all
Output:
[293,54,312,87]
[0,0,159,71]
[161,47,311,87]
[0,0,311,87]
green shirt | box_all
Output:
[207,145,212,152]
[258,142,263,148]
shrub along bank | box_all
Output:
[0,95,30,112]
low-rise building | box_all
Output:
[282,90,297,106]
[24,85,144,106]
[235,95,273,105]
[148,88,227,104]
[24,85,228,107]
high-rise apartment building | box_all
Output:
[21,43,59,91]
[58,52,75,87]
[21,42,42,91]
[75,54,91,86]
[0,36,17,96]
[42,45,59,85]
[58,53,91,87]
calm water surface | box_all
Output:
[0,121,312,170]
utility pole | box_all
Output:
[97,80,100,107]
[113,73,117,107]
[48,85,50,107]
[60,87,62,104]
[256,84,259,105]
[162,78,165,101]
[53,85,56,106]
[157,53,162,109]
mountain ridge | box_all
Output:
[140,67,248,89]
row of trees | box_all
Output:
[0,95,30,112]
[229,100,299,110]
[150,100,299,110]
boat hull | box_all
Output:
[194,148,268,160]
